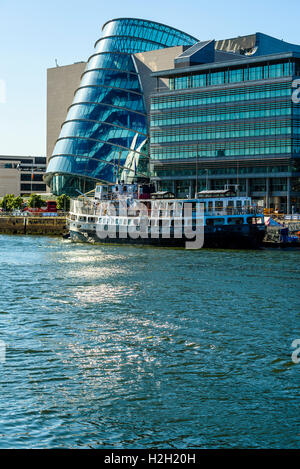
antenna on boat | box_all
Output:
[116,150,121,184]
[75,189,92,202]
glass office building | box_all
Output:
[150,37,300,212]
[45,18,197,196]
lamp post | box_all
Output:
[31,160,33,194]
[195,143,199,198]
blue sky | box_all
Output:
[0,0,299,156]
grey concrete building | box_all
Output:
[0,161,20,197]
[0,155,47,196]
[47,62,86,161]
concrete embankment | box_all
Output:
[0,216,68,235]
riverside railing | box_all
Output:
[0,211,69,217]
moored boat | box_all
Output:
[67,184,265,249]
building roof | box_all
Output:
[101,17,199,42]
[152,51,300,78]
[151,32,300,78]
[197,189,237,198]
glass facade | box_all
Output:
[150,56,300,210]
[45,18,197,196]
[150,68,294,161]
[169,61,294,90]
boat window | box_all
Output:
[207,218,225,226]
[215,201,223,209]
[236,200,242,208]
[228,217,243,224]
[208,201,213,211]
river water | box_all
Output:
[0,235,299,448]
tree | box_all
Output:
[27,193,44,209]
[56,194,70,212]
[0,194,23,212]
[12,196,23,209]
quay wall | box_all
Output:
[0,216,67,235]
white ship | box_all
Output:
[67,183,265,249]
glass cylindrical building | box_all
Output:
[45,18,197,196]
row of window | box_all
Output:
[21,184,47,192]
[151,103,291,127]
[96,36,186,55]
[80,69,140,92]
[151,121,292,143]
[158,178,298,194]
[293,124,300,135]
[151,83,291,110]
[20,174,44,182]
[48,174,96,197]
[61,119,147,141]
[152,166,290,178]
[52,136,148,162]
[169,62,295,90]
[47,151,146,182]
[67,103,146,130]
[86,52,137,74]
[59,122,146,145]
[54,130,147,160]
[150,139,292,159]
[73,86,145,113]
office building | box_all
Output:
[45,18,197,196]
[45,21,300,212]
[150,33,300,212]
[0,155,47,197]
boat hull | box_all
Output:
[69,224,265,249]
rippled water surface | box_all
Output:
[0,235,299,448]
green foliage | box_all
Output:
[13,196,23,209]
[0,194,23,211]
[27,193,44,209]
[56,194,70,211]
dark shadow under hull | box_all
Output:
[69,225,265,249]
